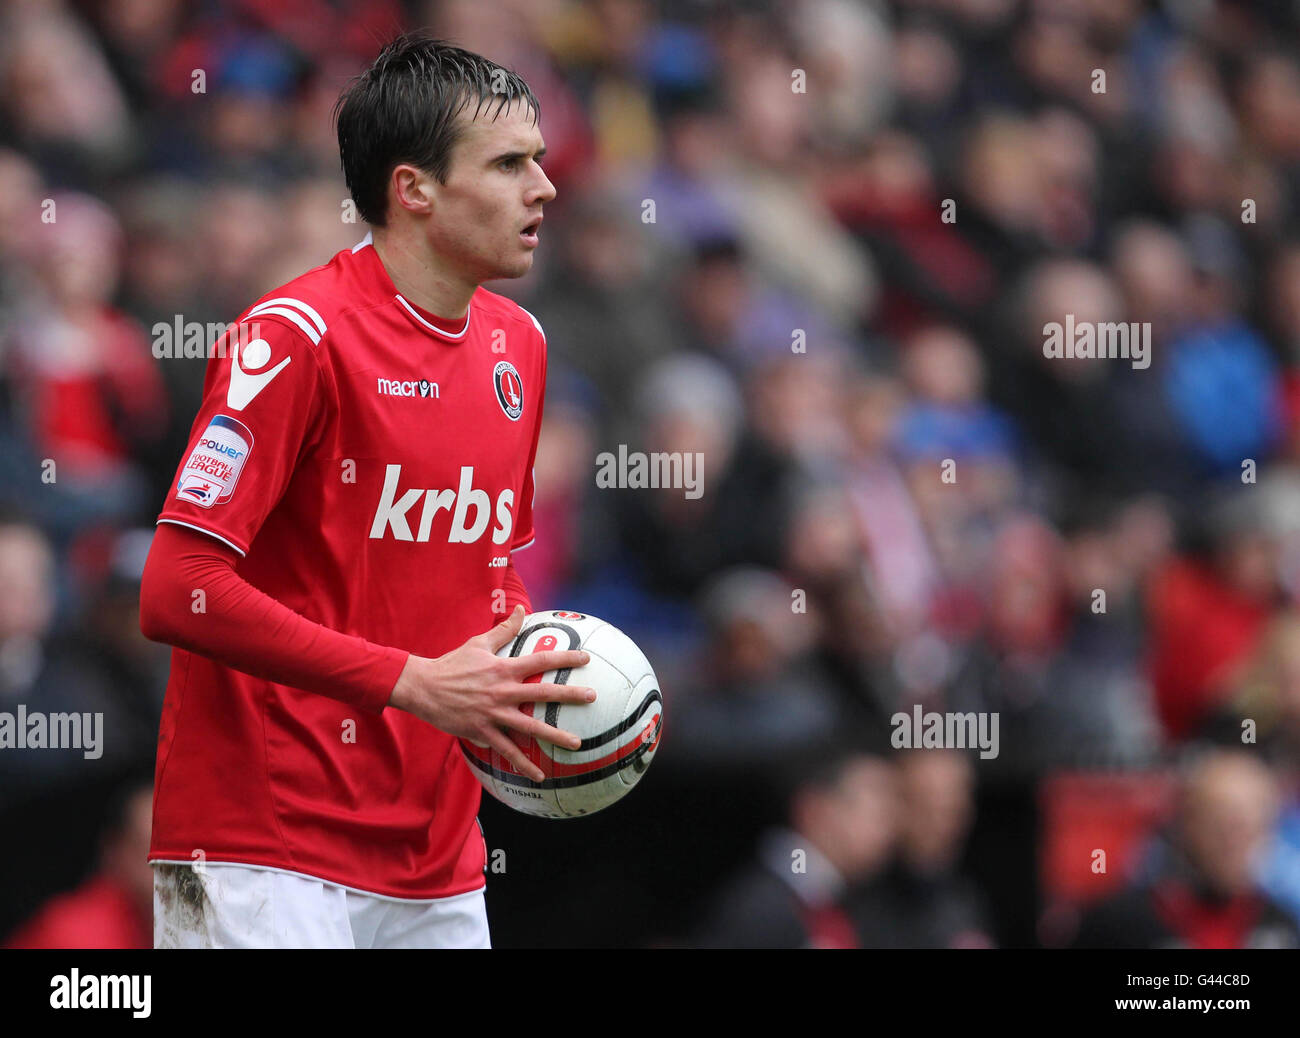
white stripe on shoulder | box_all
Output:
[517,305,546,342]
[243,306,321,345]
[247,297,328,335]
[352,231,373,253]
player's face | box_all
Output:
[430,99,555,283]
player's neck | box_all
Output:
[371,225,477,321]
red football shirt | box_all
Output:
[148,234,546,898]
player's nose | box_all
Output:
[531,165,556,205]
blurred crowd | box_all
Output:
[2,0,1300,948]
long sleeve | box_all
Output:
[139,522,408,714]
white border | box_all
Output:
[518,305,546,342]
[395,294,472,339]
[156,518,247,557]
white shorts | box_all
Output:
[152,862,491,949]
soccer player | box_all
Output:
[138,34,592,948]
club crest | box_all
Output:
[493,361,523,420]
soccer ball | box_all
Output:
[460,610,663,819]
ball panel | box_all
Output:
[459,738,564,818]
[508,613,607,661]
[554,672,635,818]
[618,671,663,788]
[541,653,631,755]
[582,622,654,686]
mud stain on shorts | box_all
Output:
[156,863,208,944]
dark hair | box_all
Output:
[334,33,541,226]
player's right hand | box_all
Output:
[387,605,595,782]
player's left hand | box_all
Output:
[385,606,595,781]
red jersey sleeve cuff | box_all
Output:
[156,517,250,557]
[364,645,410,714]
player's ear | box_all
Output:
[390,164,435,217]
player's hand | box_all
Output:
[387,605,595,782]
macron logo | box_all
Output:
[377,377,440,399]
[227,337,291,411]
[369,464,514,544]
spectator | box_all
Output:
[1147,492,1281,743]
[3,192,168,517]
[695,749,898,948]
[850,749,994,948]
[1072,750,1299,949]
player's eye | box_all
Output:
[498,157,519,172]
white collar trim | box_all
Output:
[394,293,472,339]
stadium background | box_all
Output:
[2,0,1300,948]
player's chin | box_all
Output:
[493,251,535,280]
